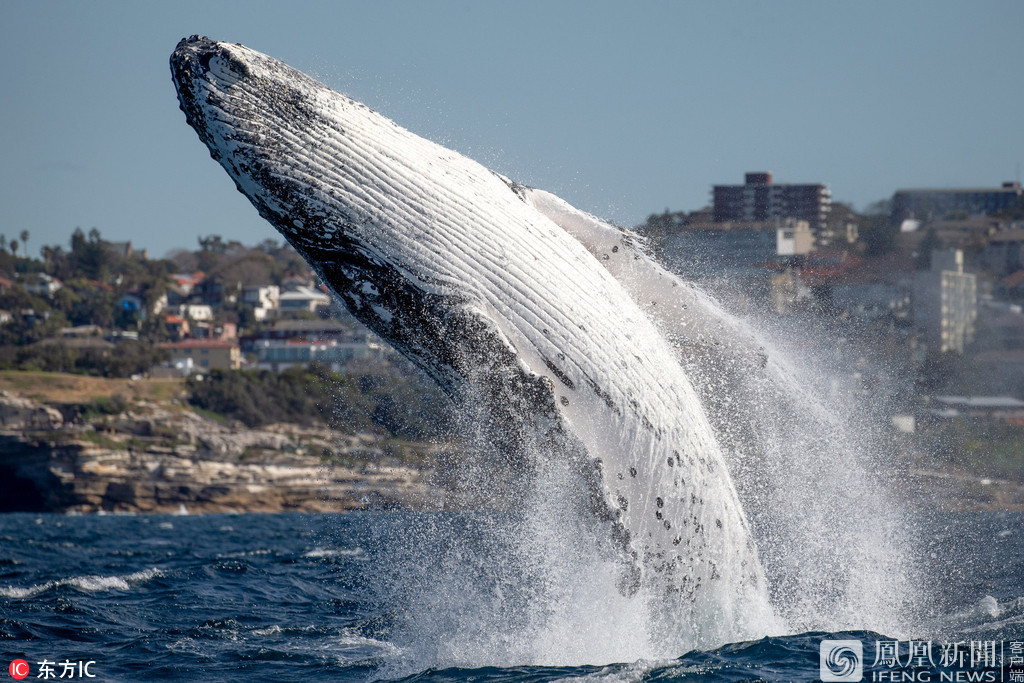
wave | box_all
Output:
[0,567,162,599]
[303,547,364,559]
[927,594,1024,639]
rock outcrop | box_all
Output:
[0,392,448,514]
[0,390,64,431]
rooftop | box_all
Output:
[157,339,238,349]
[895,184,1022,194]
[933,395,1024,409]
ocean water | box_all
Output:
[1,510,1022,682]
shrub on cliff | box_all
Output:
[185,365,452,440]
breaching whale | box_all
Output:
[170,36,774,642]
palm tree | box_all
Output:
[9,240,18,257]
[19,230,28,258]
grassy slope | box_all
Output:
[0,370,185,404]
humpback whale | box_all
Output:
[170,36,774,642]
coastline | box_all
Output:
[1,372,1021,515]
[0,377,449,515]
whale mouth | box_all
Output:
[170,36,339,256]
[171,36,251,118]
[172,35,238,75]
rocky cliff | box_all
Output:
[0,390,447,514]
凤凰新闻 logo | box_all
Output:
[820,639,863,682]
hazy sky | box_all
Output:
[2,1,1022,258]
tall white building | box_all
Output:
[913,249,977,354]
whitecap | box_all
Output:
[334,630,401,666]
[251,624,320,637]
[0,567,162,599]
[65,575,131,592]
[252,625,283,637]
[555,659,667,683]
[303,547,364,558]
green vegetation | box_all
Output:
[920,419,1024,482]
[186,363,453,440]
[0,340,170,377]
[81,394,130,419]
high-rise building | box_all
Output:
[892,182,1023,223]
[712,172,831,233]
[913,249,977,354]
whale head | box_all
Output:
[170,36,557,394]
[171,36,364,258]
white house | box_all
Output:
[242,285,280,321]
[277,286,331,315]
[23,273,63,297]
[178,304,214,322]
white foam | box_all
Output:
[303,547,364,558]
[0,567,162,599]
[555,659,671,683]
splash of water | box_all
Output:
[371,275,921,676]
[679,305,923,637]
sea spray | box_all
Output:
[518,187,922,639]
[660,271,923,639]
[370,248,923,673]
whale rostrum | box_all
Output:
[171,35,774,641]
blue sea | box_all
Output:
[1,510,1022,682]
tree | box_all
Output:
[858,202,898,256]
[19,230,28,258]
[198,234,227,254]
[9,240,18,257]
[916,229,940,270]
[864,198,893,216]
